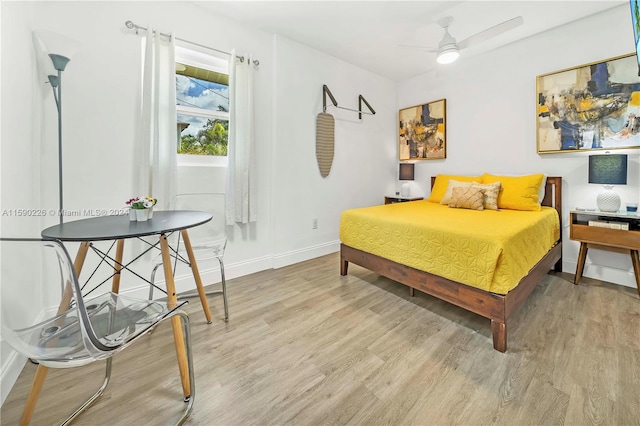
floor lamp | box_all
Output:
[47,54,70,225]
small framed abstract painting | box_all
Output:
[536,53,640,153]
[399,98,446,160]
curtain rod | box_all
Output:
[124,21,260,66]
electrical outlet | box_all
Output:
[312,218,318,229]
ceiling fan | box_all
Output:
[402,16,524,64]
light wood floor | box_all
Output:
[2,253,639,425]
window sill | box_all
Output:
[177,154,228,168]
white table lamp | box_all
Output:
[399,163,414,197]
[589,154,627,212]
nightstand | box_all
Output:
[384,195,423,205]
[570,210,640,296]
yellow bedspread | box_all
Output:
[340,201,560,294]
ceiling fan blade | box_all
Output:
[457,16,523,50]
[397,44,438,53]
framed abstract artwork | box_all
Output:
[399,98,446,160]
[536,53,640,153]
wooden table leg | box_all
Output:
[631,250,640,298]
[181,230,213,324]
[111,239,125,293]
[574,242,588,285]
[159,234,191,399]
[19,367,48,426]
[20,242,90,425]
[73,242,91,280]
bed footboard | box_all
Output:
[340,242,562,352]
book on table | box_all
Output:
[587,220,630,230]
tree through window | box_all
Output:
[175,47,229,156]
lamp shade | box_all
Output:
[436,47,459,64]
[32,30,79,84]
[588,154,627,185]
[399,163,415,181]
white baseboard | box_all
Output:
[1,348,27,406]
[272,240,340,269]
[86,241,342,301]
[563,259,637,289]
[113,253,276,299]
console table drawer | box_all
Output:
[571,224,640,250]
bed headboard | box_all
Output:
[429,176,563,225]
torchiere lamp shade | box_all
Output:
[399,163,415,180]
[589,154,627,185]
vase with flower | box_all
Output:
[125,196,157,222]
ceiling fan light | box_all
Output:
[437,47,459,64]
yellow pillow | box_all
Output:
[471,182,501,210]
[428,174,482,203]
[440,180,478,205]
[482,173,545,211]
[448,187,485,210]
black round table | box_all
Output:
[38,210,213,403]
[41,210,212,241]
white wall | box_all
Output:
[0,0,47,404]
[271,35,397,266]
[397,4,640,289]
[0,0,395,402]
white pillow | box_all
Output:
[538,174,547,203]
[439,180,478,205]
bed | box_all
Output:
[339,175,562,352]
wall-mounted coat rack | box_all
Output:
[322,85,376,119]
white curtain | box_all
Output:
[226,50,257,225]
[137,27,177,210]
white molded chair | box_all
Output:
[148,193,229,322]
[0,238,195,425]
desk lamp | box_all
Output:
[589,154,627,212]
[399,163,415,197]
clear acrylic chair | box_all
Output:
[0,238,195,425]
[148,193,229,322]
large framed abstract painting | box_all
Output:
[537,53,640,153]
[399,99,446,160]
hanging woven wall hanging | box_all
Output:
[316,112,335,178]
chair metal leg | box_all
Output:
[177,257,229,322]
[148,263,162,300]
[219,258,229,322]
[60,358,112,426]
[176,311,195,426]
[149,237,228,322]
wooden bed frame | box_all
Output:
[340,176,563,352]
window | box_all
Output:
[175,46,229,158]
